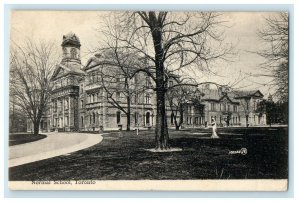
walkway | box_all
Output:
[9,132,103,168]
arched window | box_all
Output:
[146,112,150,124]
[70,48,77,59]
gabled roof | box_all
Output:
[233,90,264,99]
[51,61,85,81]
[200,89,256,104]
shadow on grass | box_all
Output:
[9,133,47,146]
[9,127,288,181]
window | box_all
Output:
[88,95,91,103]
[92,74,96,83]
[145,94,150,104]
[233,105,238,112]
[171,113,174,124]
[93,112,96,124]
[80,84,83,93]
[146,112,150,124]
[60,100,63,112]
[65,116,69,126]
[117,111,121,124]
[168,80,173,87]
[146,77,151,87]
[81,116,84,127]
[227,104,230,111]
[53,101,57,112]
[65,99,69,109]
[187,106,192,113]
[135,112,139,125]
[81,100,84,108]
[211,103,216,111]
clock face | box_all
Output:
[70,48,77,59]
[63,47,67,56]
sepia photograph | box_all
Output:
[7,10,289,191]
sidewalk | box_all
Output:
[9,132,103,168]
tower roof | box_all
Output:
[62,32,81,47]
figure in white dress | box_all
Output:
[211,118,219,139]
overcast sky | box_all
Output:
[10,11,280,97]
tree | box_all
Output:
[166,84,203,130]
[101,12,233,149]
[10,41,57,135]
[257,12,288,102]
[96,49,145,131]
[256,96,288,126]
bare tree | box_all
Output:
[257,12,288,102]
[100,12,233,149]
[96,49,145,131]
[10,41,57,135]
[166,83,203,130]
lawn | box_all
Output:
[9,133,47,146]
[9,127,288,180]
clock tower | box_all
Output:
[61,32,81,64]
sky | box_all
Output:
[10,11,280,97]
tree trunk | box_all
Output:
[33,120,40,135]
[126,96,131,131]
[155,88,169,149]
[149,13,169,149]
[174,115,180,131]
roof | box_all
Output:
[84,55,102,71]
[62,32,81,47]
[232,90,264,99]
[201,89,263,103]
[51,61,85,80]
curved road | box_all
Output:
[9,132,103,168]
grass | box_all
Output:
[9,127,288,181]
[9,133,47,146]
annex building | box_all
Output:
[27,33,266,133]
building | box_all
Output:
[27,33,266,132]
